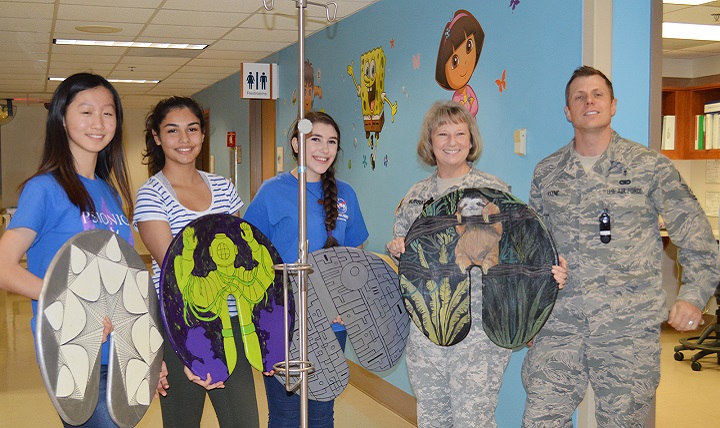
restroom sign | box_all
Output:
[241,63,279,99]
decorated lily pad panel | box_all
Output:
[399,187,558,349]
[36,230,163,428]
[280,247,409,401]
[160,214,292,381]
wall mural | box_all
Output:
[304,59,323,111]
[435,9,484,117]
[347,46,398,170]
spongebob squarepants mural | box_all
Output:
[347,47,397,170]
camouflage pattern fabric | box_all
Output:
[522,131,719,427]
[392,166,512,427]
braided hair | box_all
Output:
[289,111,341,248]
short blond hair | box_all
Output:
[417,100,482,166]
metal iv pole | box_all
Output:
[261,1,337,427]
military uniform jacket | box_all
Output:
[530,130,719,330]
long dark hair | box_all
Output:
[143,96,205,175]
[289,111,341,248]
[25,72,133,219]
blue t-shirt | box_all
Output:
[10,173,132,365]
[243,172,368,264]
[244,172,368,334]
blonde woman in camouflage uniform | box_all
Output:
[522,66,719,427]
[387,100,566,427]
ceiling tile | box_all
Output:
[150,9,250,27]
[57,4,157,23]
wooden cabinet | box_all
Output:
[662,83,720,160]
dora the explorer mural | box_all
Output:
[347,46,398,170]
[436,10,484,117]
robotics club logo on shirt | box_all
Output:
[338,198,349,221]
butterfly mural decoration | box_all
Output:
[509,0,520,12]
[413,53,420,70]
[496,69,507,93]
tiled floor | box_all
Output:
[654,315,720,427]
[1,287,718,427]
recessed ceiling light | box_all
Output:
[75,25,123,34]
[53,39,207,50]
[663,22,720,41]
[49,77,160,84]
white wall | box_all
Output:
[663,56,720,79]
[1,106,46,208]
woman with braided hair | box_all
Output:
[244,111,368,428]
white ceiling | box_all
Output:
[663,1,720,60]
[1,1,716,109]
[0,0,379,108]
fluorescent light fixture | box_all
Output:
[662,1,713,5]
[53,39,207,50]
[49,77,160,84]
[663,22,720,41]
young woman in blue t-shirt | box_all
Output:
[244,111,369,428]
[0,73,134,427]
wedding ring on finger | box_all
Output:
[688,320,694,325]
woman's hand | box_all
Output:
[551,256,568,290]
[155,361,169,398]
[101,316,114,344]
[386,237,406,259]
[183,366,225,390]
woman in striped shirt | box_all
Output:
[134,96,259,428]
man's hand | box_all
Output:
[552,256,568,290]
[668,300,703,332]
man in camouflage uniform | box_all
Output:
[522,66,719,427]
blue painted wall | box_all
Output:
[272,0,581,248]
[612,0,652,146]
[193,0,653,425]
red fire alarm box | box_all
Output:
[226,131,236,148]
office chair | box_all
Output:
[673,285,720,371]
